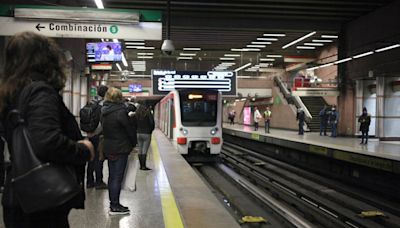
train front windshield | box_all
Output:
[180,91,218,126]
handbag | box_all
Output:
[7,84,81,213]
[122,153,139,192]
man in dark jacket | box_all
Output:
[101,87,137,215]
[358,107,371,144]
[296,108,305,135]
[319,105,328,136]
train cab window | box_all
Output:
[180,91,217,126]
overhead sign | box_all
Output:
[0,16,161,40]
[152,70,237,96]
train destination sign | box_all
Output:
[152,70,237,96]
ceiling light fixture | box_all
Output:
[177,56,193,60]
[263,33,286,37]
[116,63,122,71]
[234,63,252,72]
[353,51,374,59]
[260,58,275,61]
[113,39,119,43]
[137,56,153,59]
[334,58,352,64]
[183,47,201,51]
[94,0,104,9]
[137,52,154,55]
[125,42,145,46]
[247,44,266,48]
[304,43,324,46]
[121,53,128,67]
[257,38,278,41]
[251,41,271,45]
[266,55,282,58]
[180,53,197,56]
[220,57,235,61]
[375,44,400,53]
[282,31,316,49]
[321,35,338,39]
[297,46,316,49]
[224,54,241,57]
[312,39,333,43]
[319,62,334,68]
[126,46,155,50]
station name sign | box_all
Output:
[152,70,237,96]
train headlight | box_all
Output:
[210,127,219,135]
[180,127,189,135]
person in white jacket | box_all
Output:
[253,107,262,131]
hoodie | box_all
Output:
[101,101,137,157]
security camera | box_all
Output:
[161,39,175,56]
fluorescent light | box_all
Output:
[334,58,352,64]
[121,53,128,67]
[234,63,252,72]
[251,41,271,45]
[319,62,334,68]
[231,48,260,51]
[307,66,320,71]
[312,39,333,43]
[247,44,266,48]
[125,42,145,46]
[375,44,400,53]
[116,63,122,71]
[137,52,154,56]
[137,56,153,59]
[220,57,235,61]
[263,33,286,37]
[94,0,104,9]
[353,51,374,59]
[180,53,197,56]
[113,39,119,43]
[183,47,201,51]
[321,35,338,39]
[126,46,155,50]
[266,55,282,58]
[282,31,316,49]
[260,58,275,61]
[231,48,244,52]
[220,62,236,65]
[297,46,316,49]
[177,57,193,60]
[257,38,278,41]
[259,63,272,67]
[224,54,241,57]
[304,43,324,46]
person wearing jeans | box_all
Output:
[134,102,155,171]
[101,88,137,215]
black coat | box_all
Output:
[135,111,155,134]
[2,81,91,210]
[358,114,371,132]
[101,101,137,156]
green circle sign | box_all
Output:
[109,25,119,34]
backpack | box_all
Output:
[79,100,101,132]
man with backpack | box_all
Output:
[80,85,108,189]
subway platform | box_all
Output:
[0,130,239,228]
[223,123,400,173]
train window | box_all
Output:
[180,92,217,126]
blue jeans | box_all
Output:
[320,122,327,136]
[137,133,151,155]
[361,131,368,143]
[86,135,104,186]
[108,154,128,207]
[331,123,337,137]
[298,121,304,135]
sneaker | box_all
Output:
[109,205,130,215]
[95,182,108,190]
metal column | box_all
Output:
[376,77,385,138]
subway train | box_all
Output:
[154,89,222,160]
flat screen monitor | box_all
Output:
[86,42,122,62]
[129,84,143,92]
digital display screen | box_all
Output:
[86,42,122,62]
[151,70,237,96]
[129,84,142,92]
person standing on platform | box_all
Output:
[263,107,272,133]
[134,102,155,171]
[296,108,305,135]
[319,105,328,136]
[0,31,95,227]
[101,87,137,215]
[329,106,339,137]
[80,85,108,190]
[253,107,262,131]
[228,110,236,125]
[358,107,371,144]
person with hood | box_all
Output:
[296,107,305,135]
[358,107,371,144]
[101,87,137,215]
[0,31,94,227]
[134,102,155,171]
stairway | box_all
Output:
[300,97,330,132]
